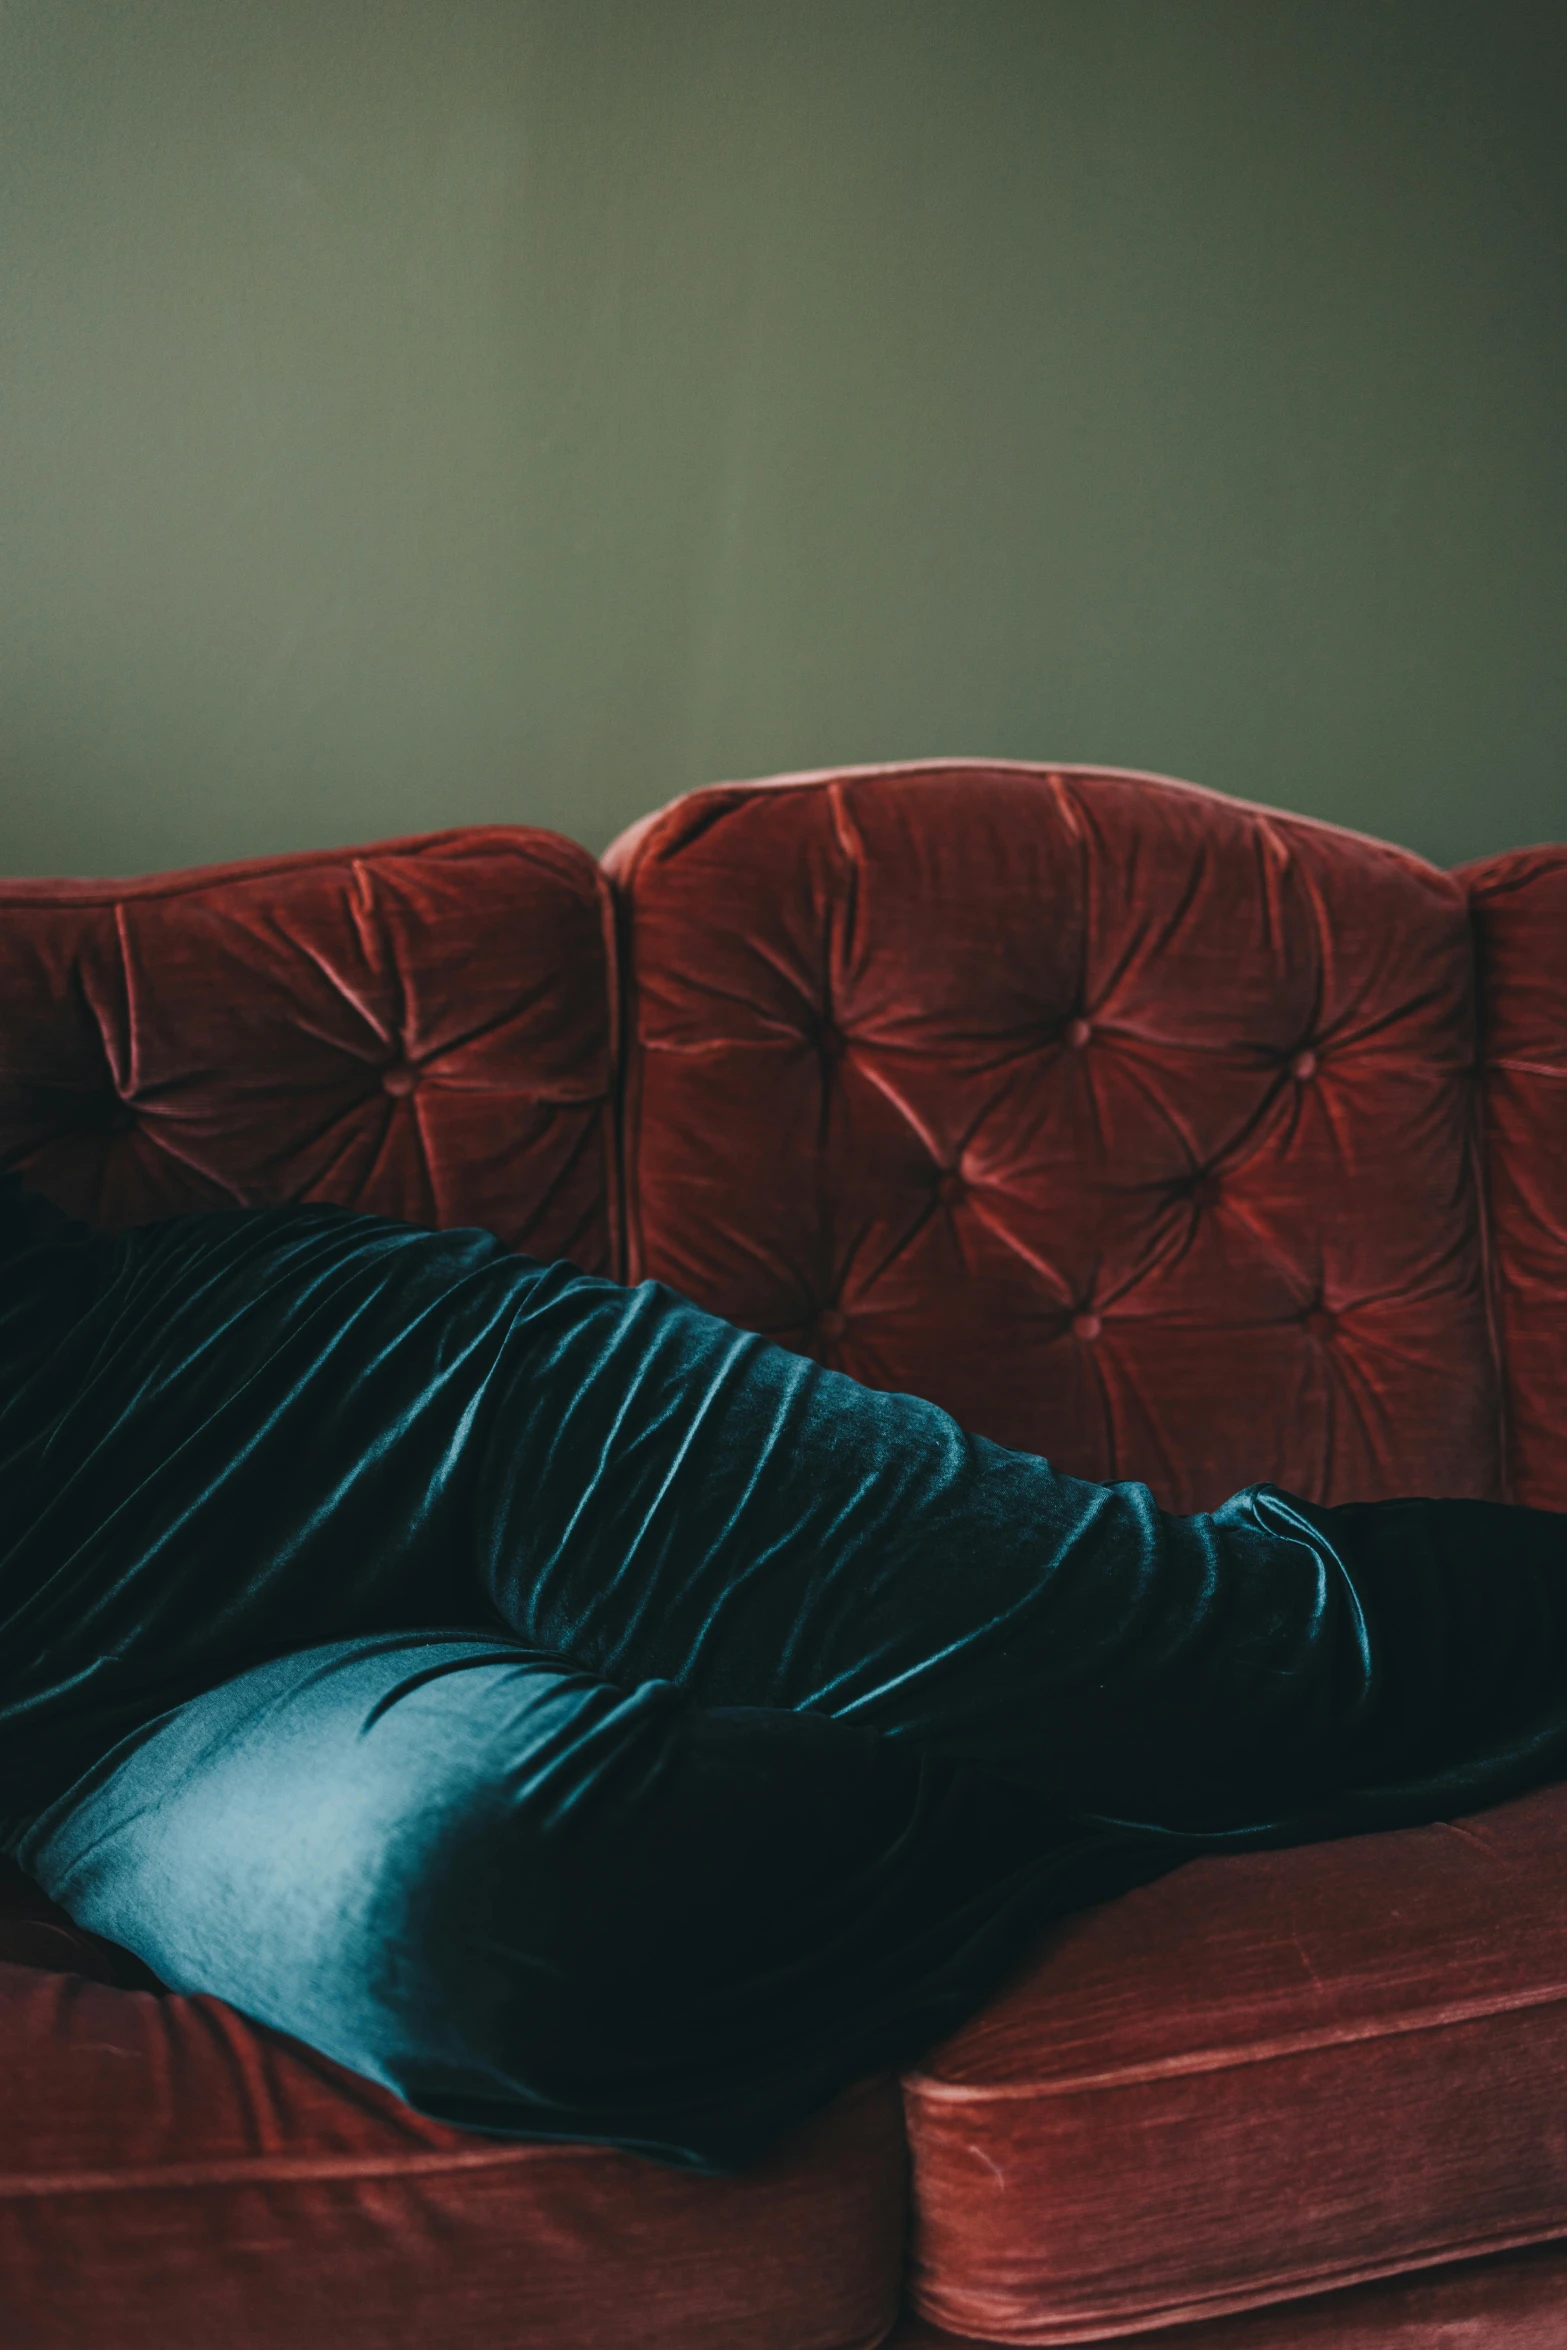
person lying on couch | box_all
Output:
[3,1166,1563,2172]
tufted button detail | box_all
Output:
[1188,1172,1221,1211]
[604,770,1489,1499]
[1071,1311,1102,1342]
[382,1064,419,1097]
[934,1169,965,1207]
[1303,1306,1336,1344]
[818,1307,847,1341]
[816,1021,843,1061]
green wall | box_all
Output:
[3,0,1563,877]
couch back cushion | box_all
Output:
[606,763,1499,1509]
[1459,847,1567,1514]
[0,827,619,1271]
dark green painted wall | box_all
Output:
[3,0,1563,875]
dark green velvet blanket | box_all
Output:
[4,1166,1565,2167]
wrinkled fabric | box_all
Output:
[3,1168,1567,2169]
[11,1633,1173,2173]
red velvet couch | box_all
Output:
[3,761,1566,2349]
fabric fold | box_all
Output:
[4,1168,1566,2166]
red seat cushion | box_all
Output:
[900,1779,1567,2344]
[606,762,1500,1508]
[0,1949,906,2350]
[1458,846,1567,1515]
[0,825,619,1270]
[884,2234,1567,2347]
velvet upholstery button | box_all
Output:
[1064,1018,1093,1049]
[1291,1049,1318,1082]
[1188,1172,1221,1210]
[934,1170,965,1207]
[382,1065,419,1097]
[818,1308,847,1340]
[1303,1307,1335,1343]
[1071,1311,1102,1341]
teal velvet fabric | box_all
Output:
[12,1633,1178,2169]
[4,1169,1567,2169]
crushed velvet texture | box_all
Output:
[0,1855,160,1990]
[604,763,1500,1510]
[0,827,618,1266]
[3,775,1567,2349]
[1458,846,1567,1515]
[0,1957,907,2350]
[901,1776,1567,2342]
[7,1162,1567,2172]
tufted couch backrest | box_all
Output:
[606,764,1506,1513]
[3,763,1563,1519]
[0,826,619,1272]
